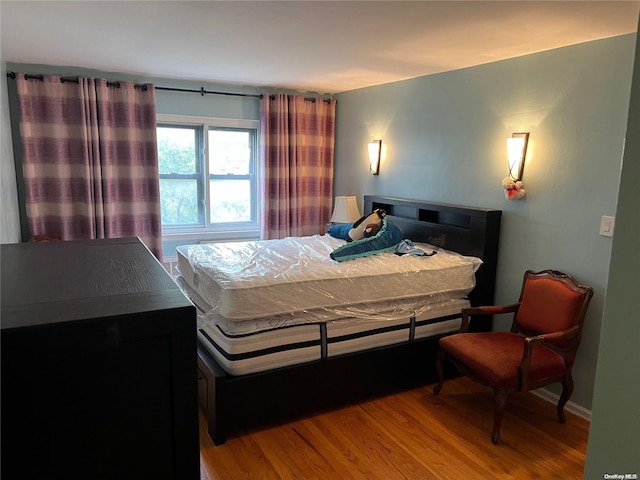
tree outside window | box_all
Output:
[156,118,258,231]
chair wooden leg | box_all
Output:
[492,388,509,444]
[557,375,574,423]
[433,349,446,395]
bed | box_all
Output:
[178,196,501,445]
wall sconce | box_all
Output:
[507,132,529,181]
[368,140,382,175]
[330,196,362,224]
[502,132,529,200]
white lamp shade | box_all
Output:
[368,140,381,175]
[330,196,361,223]
[507,136,527,181]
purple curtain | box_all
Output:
[16,74,162,259]
[260,94,336,240]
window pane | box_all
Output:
[209,180,251,223]
[159,179,199,225]
[208,130,250,175]
[157,127,197,174]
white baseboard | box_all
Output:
[531,388,592,421]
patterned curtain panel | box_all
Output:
[15,74,162,259]
[94,80,162,258]
[260,94,336,240]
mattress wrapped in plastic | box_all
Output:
[176,234,482,322]
[179,276,470,376]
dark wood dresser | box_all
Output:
[1,237,199,480]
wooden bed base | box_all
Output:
[196,196,502,445]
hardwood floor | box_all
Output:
[199,376,589,479]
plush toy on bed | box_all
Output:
[348,208,386,241]
[328,209,403,262]
[327,209,385,242]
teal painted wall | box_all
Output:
[584,25,640,477]
[334,34,637,410]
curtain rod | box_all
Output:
[6,72,262,99]
[155,85,262,99]
[6,72,332,101]
[7,72,148,89]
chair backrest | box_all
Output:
[514,270,594,349]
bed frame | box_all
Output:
[196,196,502,445]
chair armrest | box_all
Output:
[523,326,581,349]
[540,326,581,347]
[459,303,520,332]
[518,326,581,389]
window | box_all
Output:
[157,115,259,248]
[157,125,202,226]
[208,129,254,223]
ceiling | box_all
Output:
[1,1,638,94]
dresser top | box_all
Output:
[1,237,193,330]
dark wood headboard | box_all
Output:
[364,195,502,307]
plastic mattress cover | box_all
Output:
[177,234,482,322]
[178,274,471,335]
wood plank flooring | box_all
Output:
[199,376,589,479]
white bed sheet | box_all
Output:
[177,234,481,321]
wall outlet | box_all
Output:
[600,216,615,237]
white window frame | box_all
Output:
[157,114,260,254]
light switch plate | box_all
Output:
[600,216,615,237]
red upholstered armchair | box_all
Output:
[433,269,593,444]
